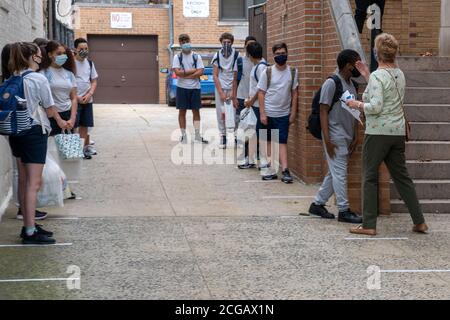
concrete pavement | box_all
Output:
[0,104,449,299]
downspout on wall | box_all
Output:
[168,0,174,63]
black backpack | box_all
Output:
[307,75,358,140]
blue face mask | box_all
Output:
[181,43,192,54]
[55,54,68,66]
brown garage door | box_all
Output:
[87,35,159,104]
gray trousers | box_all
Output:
[314,140,350,212]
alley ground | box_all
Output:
[0,104,450,299]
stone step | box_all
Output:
[390,180,450,200]
[406,160,450,180]
[405,141,450,160]
[397,56,450,71]
[405,88,450,104]
[391,199,450,214]
[409,122,450,141]
[405,71,450,88]
[405,104,450,122]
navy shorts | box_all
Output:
[9,125,48,164]
[49,110,72,136]
[176,88,201,110]
[261,115,290,144]
[76,103,94,128]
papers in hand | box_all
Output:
[340,90,363,125]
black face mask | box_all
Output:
[351,66,361,78]
[274,54,288,66]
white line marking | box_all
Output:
[47,217,79,220]
[0,243,73,248]
[262,195,315,199]
[381,269,450,273]
[0,278,80,283]
[244,180,279,183]
[345,237,408,241]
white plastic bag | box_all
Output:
[37,154,65,208]
[224,100,236,130]
[12,152,66,208]
[238,107,257,131]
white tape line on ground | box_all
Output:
[47,217,79,220]
[0,278,80,283]
[0,243,73,248]
[381,269,450,273]
[345,237,408,241]
[262,195,315,199]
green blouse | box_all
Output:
[363,68,406,136]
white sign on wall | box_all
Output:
[183,0,209,18]
[111,12,133,29]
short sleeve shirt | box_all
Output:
[172,52,205,90]
[75,59,98,103]
[236,55,254,100]
[41,66,76,112]
[257,65,299,118]
[249,59,267,108]
[212,48,238,91]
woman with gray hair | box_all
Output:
[346,33,428,236]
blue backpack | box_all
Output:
[0,71,34,136]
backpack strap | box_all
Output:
[290,67,296,91]
[254,61,268,83]
[266,66,272,89]
[177,53,184,70]
[88,59,93,81]
[22,70,34,78]
[232,50,240,70]
[329,74,344,110]
[192,53,198,69]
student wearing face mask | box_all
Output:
[308,49,363,224]
[2,42,66,244]
[73,38,98,159]
[172,34,208,144]
[257,43,298,183]
[212,32,239,149]
[40,41,78,136]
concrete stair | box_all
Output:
[390,57,450,214]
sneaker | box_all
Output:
[180,134,188,144]
[22,230,56,245]
[89,140,95,146]
[308,203,335,219]
[281,169,294,184]
[195,135,209,144]
[238,162,256,169]
[219,135,227,149]
[338,209,363,224]
[16,209,48,221]
[67,192,77,200]
[258,163,271,171]
[84,145,97,156]
[20,224,53,238]
[262,174,278,181]
[83,151,92,160]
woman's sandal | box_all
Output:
[412,223,429,234]
[349,224,377,236]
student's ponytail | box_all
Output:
[8,42,39,74]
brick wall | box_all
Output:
[173,0,246,48]
[74,6,170,104]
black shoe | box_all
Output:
[281,169,294,184]
[83,152,92,160]
[238,162,256,169]
[68,192,77,200]
[16,209,48,221]
[262,174,278,181]
[338,209,363,224]
[22,230,56,245]
[20,224,53,238]
[195,135,209,144]
[219,135,227,149]
[308,203,335,219]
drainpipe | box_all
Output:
[168,0,174,62]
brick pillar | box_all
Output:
[267,0,391,215]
